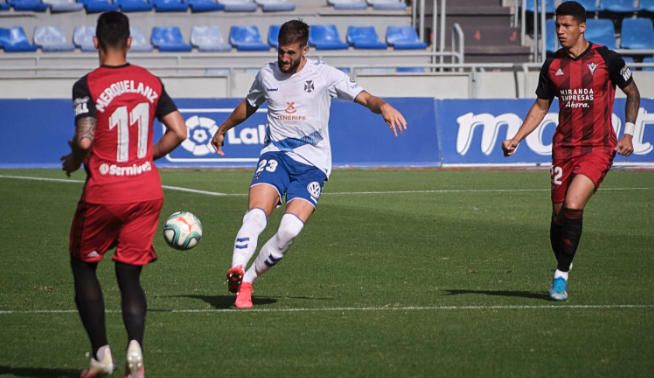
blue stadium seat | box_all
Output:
[268,24,280,48]
[191,26,231,51]
[256,0,294,12]
[229,25,270,51]
[130,26,153,52]
[219,0,256,11]
[366,0,405,10]
[8,0,48,11]
[396,67,424,73]
[153,0,188,11]
[0,26,38,52]
[643,57,654,71]
[34,26,75,52]
[561,0,599,12]
[73,26,96,52]
[44,0,84,11]
[151,26,192,52]
[545,18,558,52]
[641,0,654,12]
[600,0,640,13]
[309,24,348,50]
[524,0,555,13]
[621,18,654,50]
[81,0,120,12]
[346,26,387,49]
[328,0,367,10]
[188,0,224,11]
[385,25,427,49]
[117,0,153,11]
[0,0,9,10]
[585,19,615,49]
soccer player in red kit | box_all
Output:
[502,1,640,301]
[60,11,187,378]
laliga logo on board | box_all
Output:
[456,107,654,156]
[181,115,267,157]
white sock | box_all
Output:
[554,269,569,281]
[231,208,267,268]
[243,213,304,283]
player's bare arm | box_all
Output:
[61,116,96,176]
[211,99,259,156]
[354,91,407,137]
[153,110,187,160]
[503,98,552,156]
[616,81,640,157]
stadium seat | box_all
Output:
[599,0,640,13]
[643,57,654,71]
[309,24,348,50]
[0,0,9,10]
[151,26,192,52]
[366,0,406,10]
[585,19,616,49]
[346,26,387,49]
[153,0,188,11]
[524,0,555,13]
[229,25,270,51]
[130,26,153,51]
[191,26,231,51]
[219,0,256,11]
[641,0,654,12]
[81,0,120,12]
[545,18,558,52]
[328,0,367,10]
[268,24,280,47]
[188,0,224,11]
[34,26,75,52]
[0,26,38,52]
[8,0,48,11]
[385,25,427,49]
[620,18,654,50]
[73,26,96,52]
[561,0,599,12]
[256,0,294,12]
[44,0,84,12]
[396,67,424,73]
[117,0,153,11]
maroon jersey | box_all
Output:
[72,64,177,204]
[536,43,633,159]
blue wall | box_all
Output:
[1,98,653,168]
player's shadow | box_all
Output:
[442,289,550,301]
[0,365,79,377]
[171,294,277,309]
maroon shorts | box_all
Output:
[551,151,614,204]
[69,199,163,265]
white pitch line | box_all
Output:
[1,174,653,197]
[0,304,653,315]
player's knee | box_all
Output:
[242,208,267,232]
[276,213,304,244]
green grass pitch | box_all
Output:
[0,168,653,377]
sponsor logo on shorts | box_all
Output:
[99,161,152,176]
[307,181,321,201]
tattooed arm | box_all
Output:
[616,81,640,157]
[61,116,96,177]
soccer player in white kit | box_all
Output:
[210,20,407,309]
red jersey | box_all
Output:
[72,64,177,204]
[536,43,633,159]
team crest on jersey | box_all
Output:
[307,181,321,200]
[304,80,314,93]
[587,62,597,75]
[555,68,564,76]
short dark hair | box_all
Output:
[96,11,130,50]
[279,19,309,47]
[555,1,587,23]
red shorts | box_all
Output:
[69,199,163,265]
[550,151,615,204]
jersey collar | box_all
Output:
[100,63,131,69]
[564,42,593,61]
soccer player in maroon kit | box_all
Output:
[502,1,640,301]
[60,12,187,378]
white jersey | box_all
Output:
[246,59,364,177]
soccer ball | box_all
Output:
[163,211,203,250]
